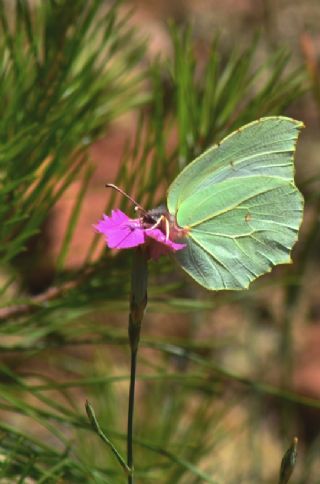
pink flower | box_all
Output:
[94,209,187,260]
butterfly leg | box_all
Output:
[148,215,170,241]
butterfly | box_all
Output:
[98,117,304,291]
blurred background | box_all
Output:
[0,0,320,482]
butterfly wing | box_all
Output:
[167,117,304,290]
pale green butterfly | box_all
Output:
[167,116,304,290]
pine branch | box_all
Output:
[0,268,94,322]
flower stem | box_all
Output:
[127,348,137,483]
[127,248,148,483]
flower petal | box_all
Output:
[94,209,187,257]
[145,228,186,259]
[94,210,146,249]
[103,209,129,227]
[146,228,186,251]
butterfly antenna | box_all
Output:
[105,183,147,215]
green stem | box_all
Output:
[127,248,148,483]
[127,348,138,483]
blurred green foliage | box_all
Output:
[0,0,319,483]
[0,0,145,265]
